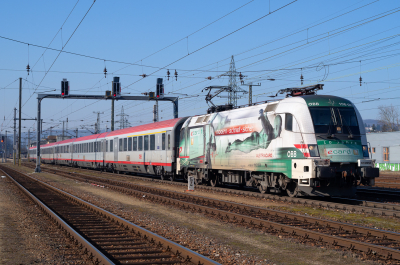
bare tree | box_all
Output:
[378,104,399,132]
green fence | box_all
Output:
[376,163,400,171]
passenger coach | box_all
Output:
[30,118,187,180]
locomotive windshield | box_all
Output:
[309,107,360,135]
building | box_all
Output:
[367,131,400,171]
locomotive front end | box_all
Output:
[295,95,379,197]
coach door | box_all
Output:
[69,143,73,163]
[166,131,172,163]
[102,139,106,166]
[114,137,118,162]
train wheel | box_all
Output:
[169,174,175,182]
[258,184,267,194]
[286,182,299,197]
[210,177,219,187]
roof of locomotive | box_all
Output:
[292,94,354,108]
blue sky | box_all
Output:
[1,0,399,139]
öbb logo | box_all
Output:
[287,151,297,157]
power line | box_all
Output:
[22,0,97,108]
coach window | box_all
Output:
[162,133,166,150]
[150,134,155,150]
[285,113,293,131]
[138,136,143,151]
[128,138,132,151]
[144,135,149,151]
[106,141,108,152]
[110,140,113,152]
[150,135,155,150]
[133,137,137,151]
[123,138,127,151]
[119,139,123,151]
[383,147,389,161]
[168,134,171,150]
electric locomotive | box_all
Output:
[177,84,378,197]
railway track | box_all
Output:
[15,164,400,262]
[0,165,218,265]
[357,186,400,200]
[27,163,400,218]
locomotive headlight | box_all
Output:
[362,145,369,157]
[308,144,320,157]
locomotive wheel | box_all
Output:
[286,182,299,197]
[258,184,267,194]
[210,178,219,187]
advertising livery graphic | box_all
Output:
[226,109,282,153]
[180,105,291,175]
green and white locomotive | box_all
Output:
[177,84,378,197]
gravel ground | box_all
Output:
[9,164,379,265]
[49,165,400,232]
[0,170,91,264]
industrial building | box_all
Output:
[367,131,400,171]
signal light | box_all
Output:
[1,136,4,143]
[112,76,121,97]
[61,78,69,96]
[156,78,164,98]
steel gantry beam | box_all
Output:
[35,94,178,173]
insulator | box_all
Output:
[141,74,147,78]
[174,70,178,81]
[206,76,212,80]
[103,67,107,78]
[239,72,243,81]
[167,70,170,81]
[300,74,304,85]
[26,64,30,75]
[359,76,362,86]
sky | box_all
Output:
[1,0,399,142]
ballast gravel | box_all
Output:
[0,171,91,264]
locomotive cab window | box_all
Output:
[150,135,155,150]
[285,113,293,131]
[309,107,360,135]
